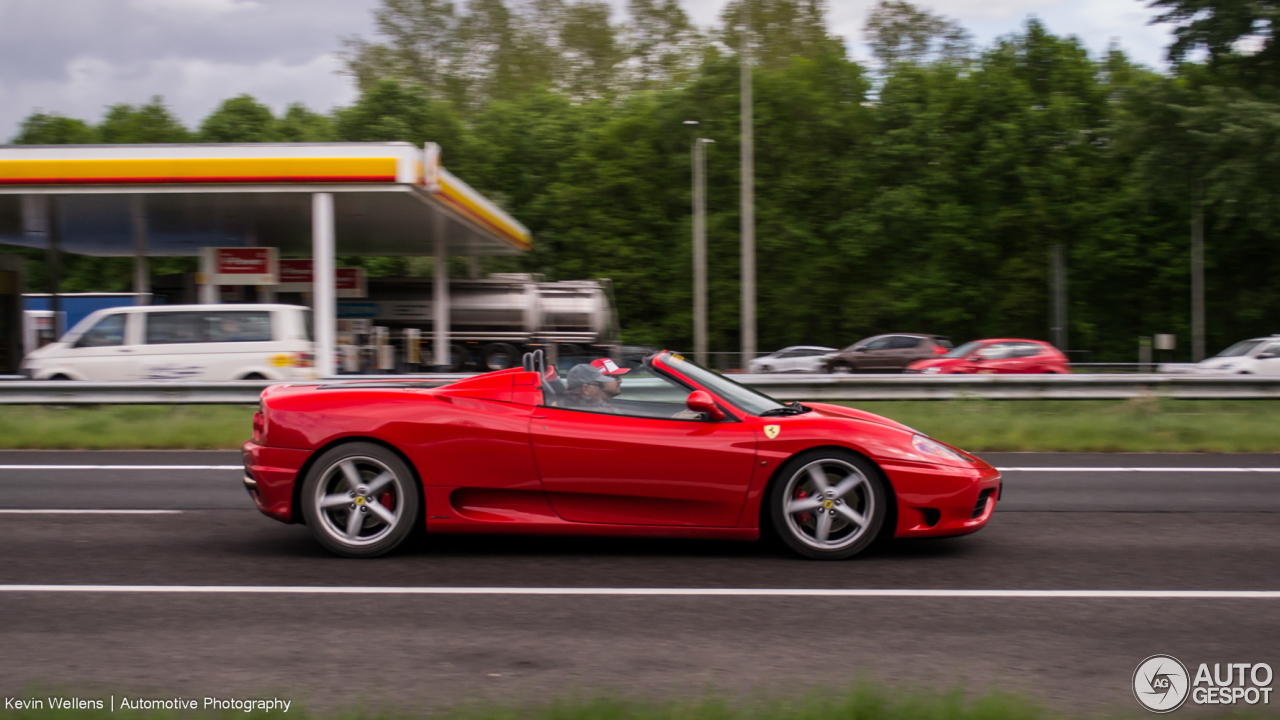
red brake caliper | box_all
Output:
[795,488,810,524]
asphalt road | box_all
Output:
[0,451,1278,714]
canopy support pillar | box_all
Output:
[313,193,336,377]
[434,213,450,370]
[46,196,61,335]
[130,195,149,305]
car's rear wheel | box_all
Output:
[300,442,421,558]
[769,449,887,560]
[830,363,853,374]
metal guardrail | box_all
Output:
[735,373,1280,401]
[0,373,1279,403]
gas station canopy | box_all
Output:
[0,142,530,256]
[0,142,532,374]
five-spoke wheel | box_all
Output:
[301,442,421,558]
[769,449,886,559]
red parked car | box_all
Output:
[243,351,1001,560]
[906,339,1070,374]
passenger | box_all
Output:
[563,363,620,413]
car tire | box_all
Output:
[240,372,267,380]
[758,364,773,373]
[445,344,469,372]
[300,442,422,558]
[481,343,519,371]
[47,374,71,381]
[831,364,853,374]
[768,449,888,560]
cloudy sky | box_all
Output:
[0,0,1174,142]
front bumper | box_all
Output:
[880,459,1002,538]
[242,441,311,523]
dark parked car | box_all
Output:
[822,334,953,373]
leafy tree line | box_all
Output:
[6,0,1280,361]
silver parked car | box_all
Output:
[747,346,837,373]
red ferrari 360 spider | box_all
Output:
[243,351,1001,559]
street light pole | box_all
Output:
[684,121,713,366]
[739,0,755,370]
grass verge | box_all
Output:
[839,399,1280,453]
[0,400,1277,452]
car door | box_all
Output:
[990,342,1038,373]
[794,348,826,373]
[886,336,928,370]
[1254,341,1280,376]
[853,336,894,370]
[972,342,1016,373]
[529,364,759,527]
[776,349,804,372]
[62,312,137,380]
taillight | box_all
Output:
[933,346,947,354]
[290,352,314,368]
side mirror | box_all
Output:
[686,390,725,421]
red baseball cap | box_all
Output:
[590,358,630,376]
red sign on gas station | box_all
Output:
[276,259,367,298]
[201,247,278,285]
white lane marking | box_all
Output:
[0,465,241,471]
[997,467,1280,473]
[0,509,183,515]
[0,586,1275,598]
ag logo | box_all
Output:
[1134,655,1190,713]
[763,425,780,439]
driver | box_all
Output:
[563,361,625,413]
[589,357,629,401]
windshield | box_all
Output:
[942,341,985,359]
[658,352,785,416]
[1215,340,1263,358]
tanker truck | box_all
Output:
[336,274,619,372]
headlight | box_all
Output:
[922,367,941,374]
[911,434,971,463]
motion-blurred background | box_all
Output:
[2,0,1276,367]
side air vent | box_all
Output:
[972,489,994,519]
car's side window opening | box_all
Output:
[73,314,127,348]
[542,360,699,420]
[146,311,273,345]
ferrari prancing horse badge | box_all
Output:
[764,425,780,439]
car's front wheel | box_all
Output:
[769,450,887,560]
[300,442,421,558]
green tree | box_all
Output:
[10,113,98,144]
[275,103,337,142]
[98,97,191,143]
[720,0,846,67]
[199,94,277,142]
[863,0,972,68]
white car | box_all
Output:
[1187,335,1280,376]
[21,304,318,381]
[747,346,837,374]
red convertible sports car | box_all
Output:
[243,351,1001,560]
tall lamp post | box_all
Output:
[739,0,755,370]
[684,121,713,366]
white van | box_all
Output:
[20,304,318,381]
